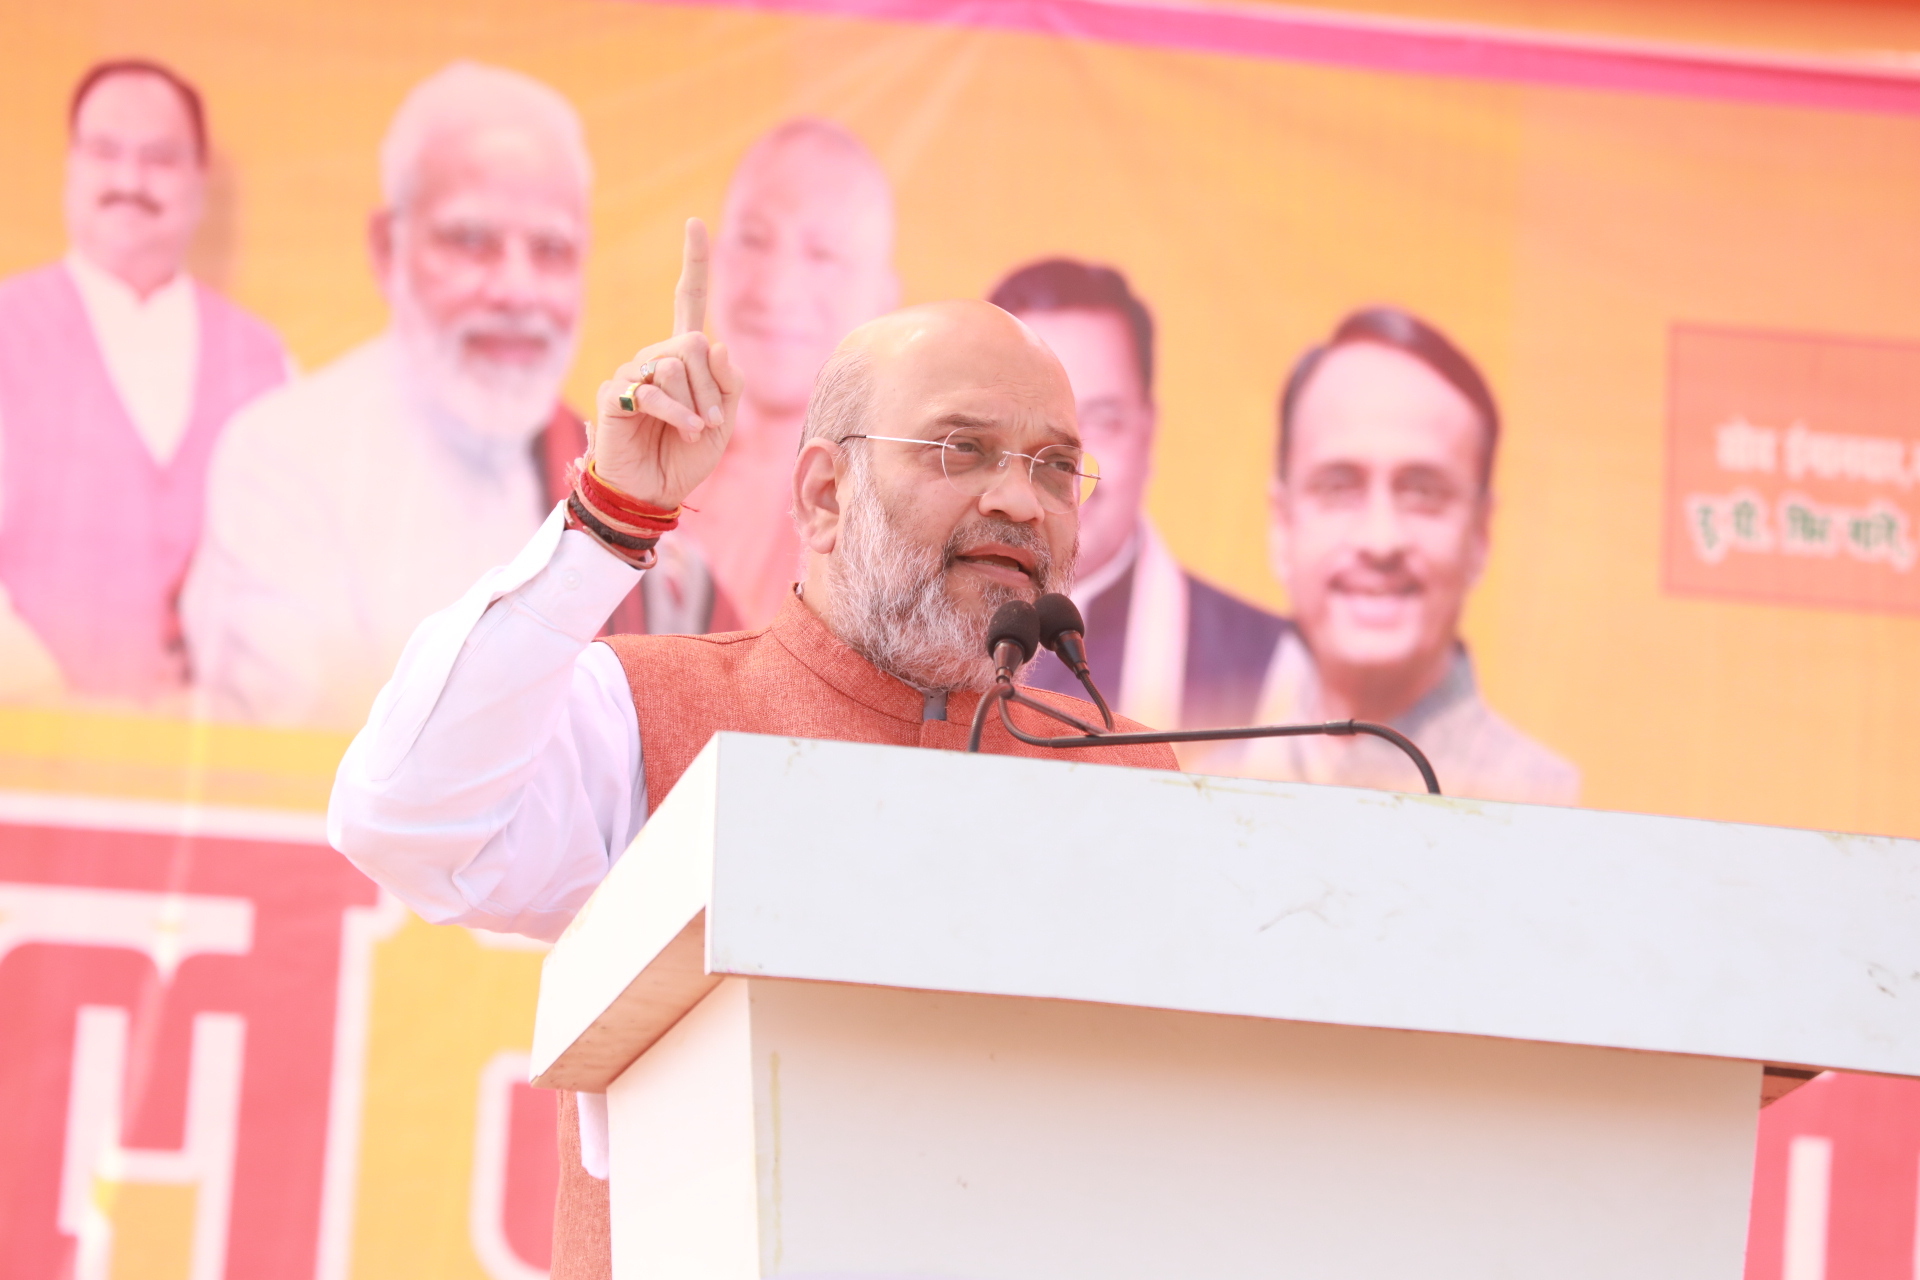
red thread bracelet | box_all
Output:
[577,460,681,530]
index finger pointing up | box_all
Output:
[674,217,710,337]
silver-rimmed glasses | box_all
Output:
[840,428,1101,514]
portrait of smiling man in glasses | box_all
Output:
[1226,306,1579,804]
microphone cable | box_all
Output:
[972,592,1441,795]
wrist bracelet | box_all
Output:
[579,460,681,530]
[567,494,658,570]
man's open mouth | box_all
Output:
[952,550,1038,586]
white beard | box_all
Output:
[827,450,1074,693]
[389,267,577,444]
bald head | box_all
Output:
[816,299,1076,445]
[714,119,900,417]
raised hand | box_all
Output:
[589,218,743,509]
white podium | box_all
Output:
[532,732,1920,1280]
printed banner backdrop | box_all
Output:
[4,0,1920,1276]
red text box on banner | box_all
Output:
[1666,325,1920,614]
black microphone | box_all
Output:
[1035,592,1113,729]
[984,599,1041,682]
[1035,593,1090,675]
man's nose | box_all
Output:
[742,245,812,314]
[480,234,550,304]
[106,154,151,194]
[1355,482,1409,556]
[979,458,1048,526]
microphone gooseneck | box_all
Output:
[968,594,1441,794]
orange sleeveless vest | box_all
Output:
[550,595,1177,1279]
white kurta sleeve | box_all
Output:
[329,503,649,941]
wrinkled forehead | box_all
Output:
[724,139,891,232]
[873,335,1080,448]
[1290,342,1485,472]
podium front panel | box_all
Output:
[607,976,1759,1280]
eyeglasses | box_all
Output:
[840,429,1101,514]
[425,220,582,275]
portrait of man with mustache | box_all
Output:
[0,59,290,707]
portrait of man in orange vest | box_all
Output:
[331,222,1176,1277]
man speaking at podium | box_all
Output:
[330,221,1174,1278]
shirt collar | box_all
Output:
[64,248,190,315]
[1395,645,1478,736]
[767,593,934,725]
[1280,626,1478,734]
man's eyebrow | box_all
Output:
[931,412,999,431]
[929,410,1082,449]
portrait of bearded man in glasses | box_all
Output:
[182,61,710,733]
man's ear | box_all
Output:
[1465,486,1495,588]
[1266,474,1293,591]
[367,209,395,300]
[793,438,845,554]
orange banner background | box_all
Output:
[11,0,1920,832]
[5,1,1920,1277]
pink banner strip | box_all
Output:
[651,0,1920,116]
